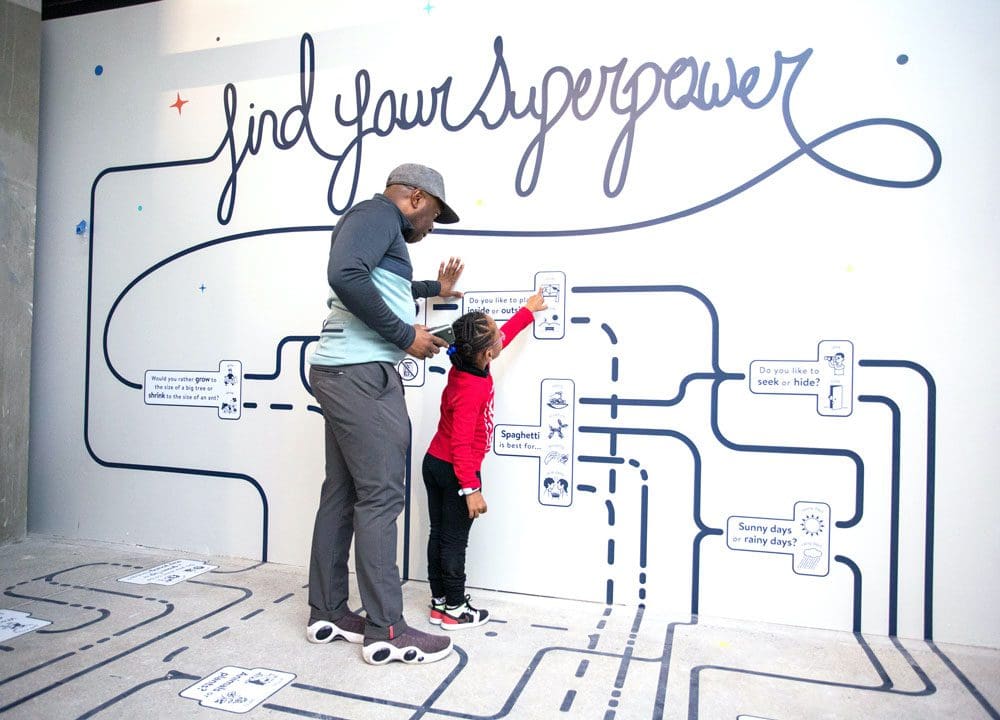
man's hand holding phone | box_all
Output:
[427,323,456,344]
[407,325,449,359]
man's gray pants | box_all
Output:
[308,361,409,632]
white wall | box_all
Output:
[29,0,1000,648]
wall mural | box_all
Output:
[26,1,1000,654]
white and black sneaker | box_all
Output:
[307,611,365,644]
[428,597,447,626]
[362,622,453,665]
[440,596,489,631]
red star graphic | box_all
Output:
[169,92,189,115]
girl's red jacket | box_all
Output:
[426,306,534,490]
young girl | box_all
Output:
[422,289,548,629]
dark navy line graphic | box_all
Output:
[855,633,894,689]
[77,670,199,720]
[7,567,184,647]
[245,335,321,381]
[571,286,726,373]
[267,613,682,720]
[686,631,940,720]
[283,645,468,718]
[580,371,743,418]
[606,605,645,714]
[559,689,576,712]
[614,644,635,693]
[0,652,77,688]
[859,359,937,641]
[651,616,696,720]
[579,426,722,615]
[60,620,991,720]
[834,555,863,633]
[79,449,269,563]
[299,340,315,395]
[4,563,162,637]
[431,119,940,237]
[99,227,329,389]
[640,485,649,569]
[210,561,267,574]
[892,635,936,693]
[858,395,902,637]
[580,456,626,465]
[928,643,1000,719]
[85,218,288,565]
[687,652,935,720]
[629,605,644,634]
[161,647,187,662]
[6,606,105,636]
[710,379,864,528]
[113,604,174,638]
[0,580,251,714]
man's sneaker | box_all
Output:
[362,623,453,665]
[440,597,489,631]
[429,599,446,626]
[306,611,364,644]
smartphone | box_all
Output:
[428,324,455,344]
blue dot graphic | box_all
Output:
[137,204,143,212]
[94,65,103,76]
[897,54,909,65]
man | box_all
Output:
[306,163,464,665]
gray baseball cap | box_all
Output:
[385,163,459,224]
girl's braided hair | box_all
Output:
[451,311,495,364]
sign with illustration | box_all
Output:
[181,666,295,714]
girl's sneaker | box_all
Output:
[429,599,447,626]
[440,596,489,630]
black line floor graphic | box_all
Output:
[1,537,997,719]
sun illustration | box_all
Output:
[800,513,825,536]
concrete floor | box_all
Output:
[0,536,997,720]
